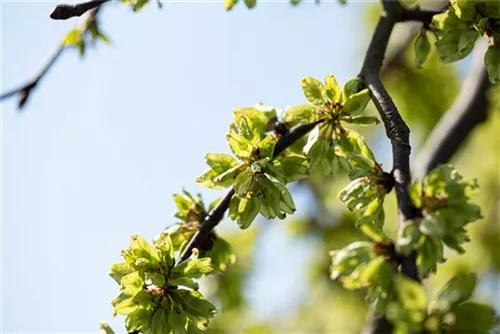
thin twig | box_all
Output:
[0,6,106,109]
[50,0,110,20]
[412,39,491,180]
[176,120,323,264]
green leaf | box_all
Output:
[212,163,245,188]
[227,132,254,159]
[177,289,217,318]
[120,272,144,290]
[300,77,327,106]
[446,302,498,334]
[196,169,226,190]
[278,155,309,182]
[341,77,361,103]
[283,104,319,126]
[485,45,500,84]
[324,74,341,103]
[63,29,83,46]
[275,181,296,214]
[436,30,470,63]
[109,262,134,284]
[233,168,253,196]
[224,0,238,10]
[236,196,260,229]
[113,297,140,316]
[169,310,188,334]
[453,0,477,21]
[125,308,152,332]
[168,276,200,290]
[208,237,236,272]
[154,232,175,269]
[100,321,116,334]
[457,30,479,57]
[396,275,427,311]
[205,153,238,173]
[244,0,256,8]
[258,134,277,159]
[419,213,446,237]
[151,308,171,334]
[414,30,431,69]
[130,235,160,262]
[343,89,371,116]
[329,241,375,281]
[145,272,166,286]
[132,0,149,12]
[171,257,213,279]
[432,273,477,313]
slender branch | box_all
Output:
[0,46,65,108]
[412,39,491,180]
[177,120,324,264]
[0,6,105,109]
[50,0,110,20]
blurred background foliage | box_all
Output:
[184,3,500,333]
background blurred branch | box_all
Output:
[413,39,491,180]
[0,6,105,109]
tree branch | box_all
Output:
[412,39,491,180]
[176,120,323,264]
[358,1,445,331]
[50,0,110,20]
[0,6,106,109]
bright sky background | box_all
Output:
[1,2,374,332]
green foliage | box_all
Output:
[433,0,500,82]
[62,16,110,57]
[122,0,150,12]
[414,29,432,69]
[110,234,217,333]
[99,321,115,334]
[399,165,482,277]
[426,274,499,333]
[284,75,378,177]
[197,104,309,229]
[98,3,500,333]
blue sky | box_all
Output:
[1,1,373,332]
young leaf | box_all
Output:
[224,0,238,10]
[324,74,341,103]
[109,262,134,284]
[300,77,327,106]
[283,104,319,126]
[343,89,371,116]
[414,30,431,69]
[169,310,188,334]
[432,273,477,313]
[485,45,500,84]
[151,308,171,334]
